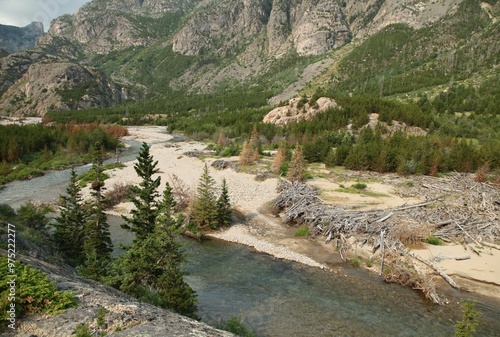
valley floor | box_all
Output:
[101,126,500,302]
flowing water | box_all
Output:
[2,138,499,337]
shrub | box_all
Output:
[217,316,256,337]
[104,182,132,207]
[350,258,361,268]
[352,182,367,190]
[425,235,442,245]
[0,257,77,330]
[294,226,310,237]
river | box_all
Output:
[2,138,500,336]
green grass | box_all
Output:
[294,226,310,237]
[425,235,443,246]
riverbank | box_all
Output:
[102,126,500,302]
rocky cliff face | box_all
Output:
[0,22,44,53]
[3,252,234,337]
[38,0,201,54]
[0,62,125,116]
[172,0,351,57]
[0,0,471,116]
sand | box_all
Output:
[99,126,500,300]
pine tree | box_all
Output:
[216,178,232,227]
[122,142,161,241]
[271,142,287,174]
[239,140,254,166]
[80,149,113,280]
[110,181,198,318]
[54,168,87,266]
[287,144,305,182]
[192,163,218,230]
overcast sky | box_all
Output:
[0,0,91,31]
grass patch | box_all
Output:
[294,226,310,237]
[425,235,443,246]
[350,257,361,268]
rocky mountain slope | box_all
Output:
[3,251,233,337]
[0,22,44,53]
[0,0,498,117]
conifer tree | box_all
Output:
[287,144,305,182]
[111,181,198,318]
[80,149,113,280]
[192,163,218,229]
[239,140,254,166]
[271,142,287,175]
[216,178,232,227]
[122,142,161,241]
[54,168,86,266]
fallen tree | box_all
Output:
[274,174,500,304]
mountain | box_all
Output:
[0,0,498,116]
[0,22,44,53]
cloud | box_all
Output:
[0,0,91,31]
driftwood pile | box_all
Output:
[274,174,500,304]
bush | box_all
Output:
[104,182,132,208]
[0,257,77,330]
[352,183,367,190]
[294,226,310,237]
[425,235,442,245]
[350,258,361,268]
[217,316,256,337]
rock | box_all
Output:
[3,252,235,337]
[0,62,125,116]
[0,22,44,53]
[263,96,339,125]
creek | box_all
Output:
[1,138,499,336]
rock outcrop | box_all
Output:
[263,96,339,125]
[172,0,351,57]
[2,251,234,337]
[0,62,125,116]
[0,22,44,53]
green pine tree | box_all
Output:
[80,148,113,280]
[216,178,232,227]
[455,299,482,337]
[54,168,87,266]
[122,142,161,241]
[192,163,218,230]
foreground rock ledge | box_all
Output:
[4,252,234,337]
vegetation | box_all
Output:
[216,316,256,337]
[0,256,77,330]
[121,142,161,240]
[78,149,113,281]
[455,299,482,337]
[109,143,198,318]
[53,168,87,266]
[0,123,126,185]
[425,235,443,246]
[294,226,310,237]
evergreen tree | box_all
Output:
[287,144,305,182]
[192,163,218,229]
[271,143,287,175]
[80,148,113,280]
[122,142,161,241]
[54,168,87,266]
[110,182,198,318]
[216,178,232,227]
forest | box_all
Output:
[0,123,126,185]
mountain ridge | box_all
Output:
[0,0,498,117]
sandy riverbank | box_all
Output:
[98,126,500,301]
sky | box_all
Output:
[0,0,91,31]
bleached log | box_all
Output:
[408,251,458,289]
[482,241,500,250]
[434,255,471,262]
